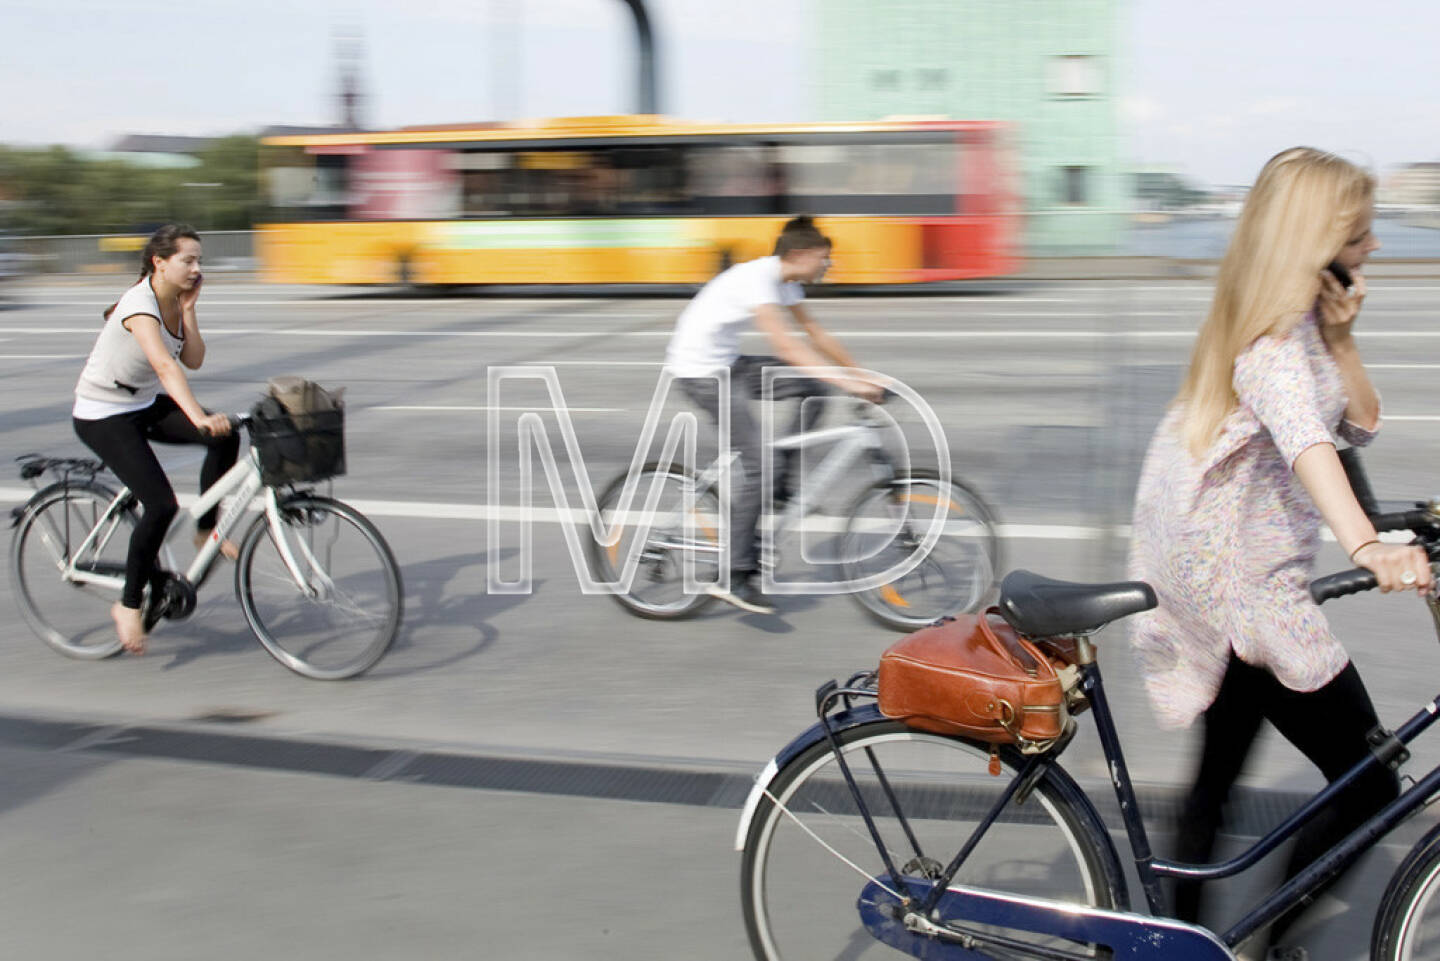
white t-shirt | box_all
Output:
[73,279,183,420]
[664,256,804,377]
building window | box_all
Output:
[1061,166,1090,205]
[917,68,948,91]
[1048,55,1102,98]
[872,70,901,91]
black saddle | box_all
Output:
[997,569,1157,638]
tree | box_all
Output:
[0,134,262,235]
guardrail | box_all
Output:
[3,231,255,276]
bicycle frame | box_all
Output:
[60,448,320,599]
[1085,598,1440,948]
[748,593,1440,959]
[687,417,894,559]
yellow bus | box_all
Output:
[258,115,1019,286]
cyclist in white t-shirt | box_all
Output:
[665,216,882,614]
[72,225,237,655]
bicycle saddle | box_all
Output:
[997,569,1156,638]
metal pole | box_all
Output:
[617,0,659,114]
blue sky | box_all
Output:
[2,0,1436,185]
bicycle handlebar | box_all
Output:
[1311,562,1440,604]
[1310,448,1440,604]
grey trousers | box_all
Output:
[677,356,830,577]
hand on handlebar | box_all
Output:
[836,376,890,405]
[1352,541,1434,593]
[196,412,233,437]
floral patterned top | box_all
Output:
[1127,312,1379,728]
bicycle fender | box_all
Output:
[12,480,121,525]
[734,702,887,851]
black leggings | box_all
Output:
[73,395,240,609]
[1173,654,1400,944]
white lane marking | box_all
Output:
[22,299,597,307]
[0,486,1395,547]
[0,485,1111,539]
[367,407,1431,422]
[371,405,624,413]
[5,326,1440,341]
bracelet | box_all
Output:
[1349,539,1381,564]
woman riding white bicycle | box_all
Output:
[71,224,237,655]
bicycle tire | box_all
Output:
[740,718,1121,961]
[235,494,402,680]
[1372,820,1440,960]
[9,480,134,659]
[839,469,1001,631]
[586,462,720,620]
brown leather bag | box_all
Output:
[877,608,1067,748]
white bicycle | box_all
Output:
[8,410,402,679]
[587,398,1000,630]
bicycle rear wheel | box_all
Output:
[586,463,721,620]
[9,482,135,659]
[840,471,1000,631]
[236,494,402,680]
[740,719,1121,961]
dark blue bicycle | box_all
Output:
[737,488,1440,961]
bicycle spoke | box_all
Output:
[11,486,129,659]
[238,496,401,680]
[762,785,903,901]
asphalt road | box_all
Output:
[0,274,1437,959]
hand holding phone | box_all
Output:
[1325,260,1354,291]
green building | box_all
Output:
[816,0,1126,254]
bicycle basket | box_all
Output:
[250,397,346,486]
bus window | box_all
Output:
[349,150,460,220]
[452,151,513,217]
[610,147,694,216]
[779,140,960,216]
[263,147,351,221]
[688,145,787,215]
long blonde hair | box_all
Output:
[1177,147,1374,457]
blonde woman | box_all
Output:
[1128,148,1431,958]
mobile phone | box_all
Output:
[1326,260,1354,289]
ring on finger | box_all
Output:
[1402,570,1418,586]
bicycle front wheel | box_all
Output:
[1373,822,1440,960]
[10,482,134,659]
[236,495,402,680]
[586,463,721,620]
[840,471,1000,631]
[740,720,1121,961]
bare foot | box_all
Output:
[195,531,240,561]
[111,602,146,655]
